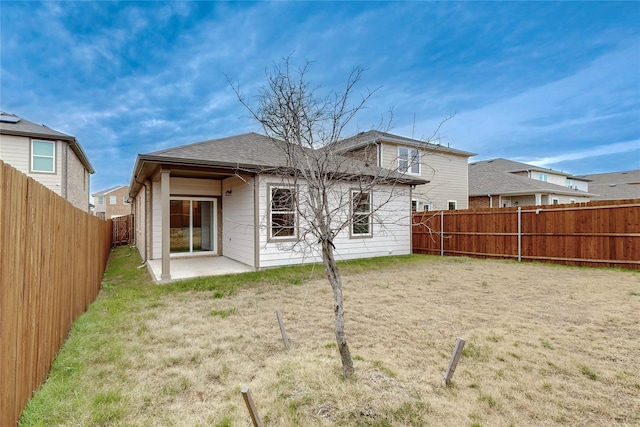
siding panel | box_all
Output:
[221,175,256,267]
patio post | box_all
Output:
[161,170,171,280]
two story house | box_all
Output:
[334,130,476,210]
[92,185,131,219]
[468,158,594,208]
[0,112,94,211]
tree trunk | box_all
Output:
[321,239,354,378]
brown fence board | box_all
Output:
[413,199,640,269]
[0,161,112,426]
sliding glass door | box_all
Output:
[169,198,217,254]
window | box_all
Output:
[398,146,420,174]
[448,200,457,210]
[170,198,216,253]
[269,186,297,239]
[552,198,559,205]
[566,179,573,188]
[570,199,576,204]
[97,196,104,205]
[351,190,372,237]
[109,196,117,205]
[123,196,130,205]
[411,200,418,211]
[538,172,548,182]
[423,203,431,212]
[31,140,55,173]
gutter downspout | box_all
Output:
[488,194,493,208]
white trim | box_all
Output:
[447,200,458,210]
[350,189,373,238]
[30,139,55,173]
[398,145,420,175]
[267,184,298,241]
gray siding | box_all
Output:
[221,175,256,267]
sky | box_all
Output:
[1,1,639,194]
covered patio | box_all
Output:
[146,255,254,283]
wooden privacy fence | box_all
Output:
[0,160,113,426]
[113,214,134,246]
[412,199,640,269]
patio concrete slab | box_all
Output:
[146,256,254,283]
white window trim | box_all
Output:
[448,200,457,210]
[30,139,56,173]
[551,197,560,205]
[109,195,117,205]
[398,146,420,175]
[350,189,373,238]
[97,196,104,205]
[268,185,298,241]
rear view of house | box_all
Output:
[0,112,94,211]
[93,185,131,219]
[129,133,425,281]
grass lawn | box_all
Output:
[19,246,640,426]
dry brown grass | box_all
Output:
[108,257,640,426]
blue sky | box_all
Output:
[1,1,639,194]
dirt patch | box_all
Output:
[122,257,640,426]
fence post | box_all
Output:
[275,309,290,349]
[517,207,522,262]
[440,210,444,257]
[241,387,264,427]
[444,338,466,385]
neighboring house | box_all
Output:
[92,185,132,219]
[468,158,594,208]
[0,112,94,211]
[576,170,640,201]
[333,130,476,211]
[128,132,425,280]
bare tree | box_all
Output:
[228,58,421,377]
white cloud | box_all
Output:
[524,139,640,167]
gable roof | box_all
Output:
[92,185,127,197]
[470,158,588,180]
[469,158,595,197]
[332,130,476,158]
[130,132,428,196]
[576,170,640,201]
[0,112,95,173]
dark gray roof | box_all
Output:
[0,112,94,173]
[576,170,640,201]
[131,132,427,195]
[332,130,476,157]
[147,132,290,168]
[469,159,595,197]
[1,112,75,140]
